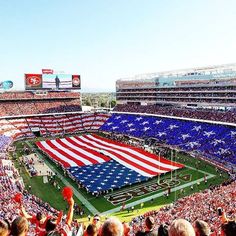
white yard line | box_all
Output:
[101,173,215,215]
[26,141,100,215]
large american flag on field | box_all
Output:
[36,134,184,193]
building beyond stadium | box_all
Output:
[116,63,236,109]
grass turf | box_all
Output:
[12,137,229,223]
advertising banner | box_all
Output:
[42,69,53,74]
[0,80,13,90]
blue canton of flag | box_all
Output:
[68,160,148,194]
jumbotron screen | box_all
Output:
[25,74,81,90]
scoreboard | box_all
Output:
[25,72,81,90]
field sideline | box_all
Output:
[12,136,229,222]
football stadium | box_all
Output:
[0,64,235,236]
[1,1,236,236]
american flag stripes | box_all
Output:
[36,134,184,176]
[36,134,184,193]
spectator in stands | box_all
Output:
[194,220,210,236]
[20,205,52,235]
[85,224,98,236]
[168,219,195,236]
[123,222,131,236]
[11,216,28,236]
[136,216,158,236]
[221,220,236,236]
[0,219,10,236]
[158,224,169,236]
[45,197,74,236]
[84,214,101,236]
[101,217,124,236]
[92,214,101,227]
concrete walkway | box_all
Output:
[26,141,100,215]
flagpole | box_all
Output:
[170,149,173,181]
[158,150,160,184]
[174,148,177,201]
[64,117,65,136]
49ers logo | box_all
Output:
[72,75,80,87]
[26,75,42,87]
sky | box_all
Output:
[1,0,236,92]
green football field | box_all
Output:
[12,136,229,223]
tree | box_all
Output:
[84,99,92,106]
[110,100,116,108]
[100,102,106,107]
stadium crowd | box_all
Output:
[0,137,235,236]
[0,110,235,235]
[0,92,80,100]
[0,113,110,153]
[114,104,236,123]
[130,180,235,236]
[1,183,235,236]
[0,91,81,117]
[0,100,82,117]
[0,136,84,236]
[117,84,236,93]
